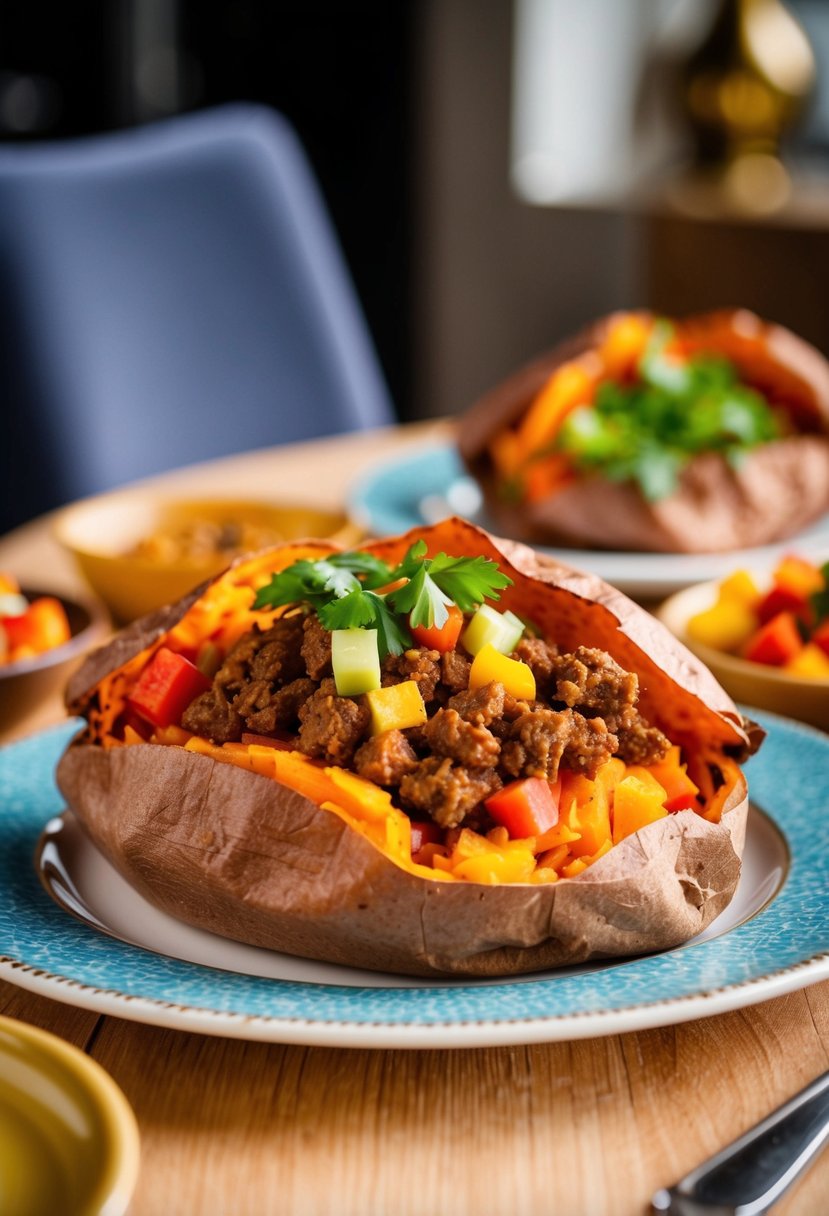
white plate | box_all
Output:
[2,716,829,1049]
[347,443,829,599]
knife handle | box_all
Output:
[651,1068,829,1215]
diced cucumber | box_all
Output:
[331,628,381,696]
[460,604,525,656]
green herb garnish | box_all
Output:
[810,562,829,625]
[253,541,511,657]
[552,323,782,502]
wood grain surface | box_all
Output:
[2,420,828,1216]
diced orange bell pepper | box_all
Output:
[633,747,700,813]
[485,777,560,839]
[773,555,824,599]
[612,773,668,844]
[559,771,611,857]
[742,612,803,666]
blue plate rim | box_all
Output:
[1,712,828,1047]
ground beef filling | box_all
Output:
[182,614,670,830]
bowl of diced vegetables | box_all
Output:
[0,574,110,734]
[656,554,829,731]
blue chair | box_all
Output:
[0,104,395,532]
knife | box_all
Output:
[651,1067,829,1215]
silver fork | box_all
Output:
[651,1068,829,1215]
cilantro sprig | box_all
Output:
[552,323,782,502]
[253,541,511,658]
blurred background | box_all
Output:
[1,0,828,522]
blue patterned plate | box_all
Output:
[347,442,829,600]
[1,714,828,1048]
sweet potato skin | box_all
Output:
[57,519,759,977]
[459,310,829,553]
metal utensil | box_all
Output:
[651,1068,829,1215]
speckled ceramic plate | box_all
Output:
[0,1013,139,1215]
[347,443,829,599]
[1,714,828,1049]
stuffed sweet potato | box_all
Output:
[460,310,829,553]
[57,519,762,977]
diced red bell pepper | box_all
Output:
[127,647,211,729]
[756,585,813,629]
[742,612,803,667]
[485,777,560,839]
[410,603,464,654]
[409,820,444,856]
[241,731,299,751]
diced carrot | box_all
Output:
[411,604,464,653]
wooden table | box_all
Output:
[2,420,827,1216]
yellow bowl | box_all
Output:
[0,1013,140,1216]
[656,580,829,732]
[0,589,110,734]
[54,496,362,623]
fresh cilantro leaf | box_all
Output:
[551,325,782,503]
[317,589,378,630]
[390,540,429,581]
[427,552,512,611]
[326,550,394,588]
[388,564,452,629]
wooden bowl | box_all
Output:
[656,581,829,732]
[54,496,362,623]
[0,590,110,734]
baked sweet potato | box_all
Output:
[57,519,762,977]
[460,310,829,553]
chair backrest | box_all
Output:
[0,104,395,532]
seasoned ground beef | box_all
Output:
[182,685,243,743]
[422,707,501,768]
[500,707,616,782]
[441,649,471,693]
[399,757,502,829]
[513,636,558,699]
[615,709,670,765]
[182,607,674,830]
[301,615,332,681]
[232,676,317,735]
[249,616,306,684]
[297,678,370,765]
[549,646,638,718]
[354,730,419,786]
[447,681,504,726]
[382,648,441,703]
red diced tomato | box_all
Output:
[410,820,444,855]
[485,777,560,839]
[756,585,813,629]
[241,731,298,751]
[127,647,211,729]
[742,612,803,667]
[410,604,464,653]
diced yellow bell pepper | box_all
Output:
[784,643,829,679]
[560,856,589,879]
[469,644,536,700]
[612,773,668,844]
[717,569,760,606]
[687,600,757,652]
[365,680,427,735]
